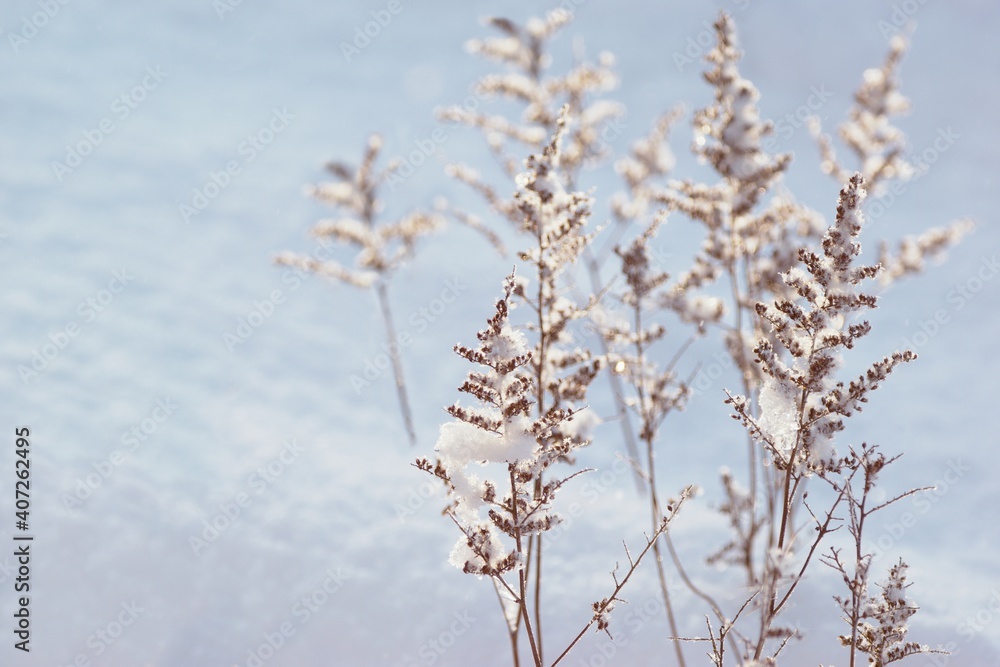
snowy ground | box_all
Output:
[2,1,999,665]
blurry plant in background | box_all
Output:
[275,135,443,446]
[279,9,969,666]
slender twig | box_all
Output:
[632,303,687,667]
[374,280,416,446]
[583,243,644,494]
[510,469,543,667]
[550,497,688,667]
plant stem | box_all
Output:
[510,469,543,667]
[583,243,644,494]
[374,280,416,446]
[549,504,684,667]
[633,303,686,667]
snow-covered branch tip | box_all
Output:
[728,173,916,478]
[416,270,593,578]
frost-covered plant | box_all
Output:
[812,35,914,192]
[416,272,579,665]
[415,271,578,596]
[835,559,938,667]
[420,10,962,666]
[848,560,930,666]
[278,8,970,666]
[436,9,619,260]
[510,111,603,440]
[723,173,943,663]
[275,135,442,445]
[439,10,649,485]
[821,445,942,667]
[427,110,607,665]
[439,9,621,185]
[507,111,607,664]
[417,272,690,667]
[599,213,703,665]
[809,34,972,286]
[628,18,967,664]
[665,12,823,397]
[658,17,827,625]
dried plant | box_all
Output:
[439,9,621,184]
[652,20,828,638]
[506,113,606,664]
[812,35,914,192]
[821,445,943,667]
[809,33,972,286]
[417,271,691,667]
[439,10,649,493]
[723,173,943,663]
[278,8,971,666]
[275,134,443,446]
[599,212,702,667]
[419,11,961,666]
[625,16,963,664]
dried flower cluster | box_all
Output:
[279,8,969,667]
[728,174,912,478]
[813,35,914,191]
[276,135,443,446]
[415,273,581,579]
[275,135,442,288]
[838,559,933,666]
[820,443,942,667]
[721,174,942,663]
[439,9,621,183]
[664,14,825,403]
[418,270,690,667]
[810,33,972,285]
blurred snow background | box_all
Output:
[2,0,998,665]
